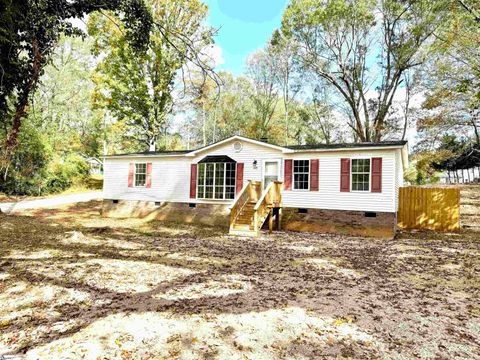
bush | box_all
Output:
[45,154,90,193]
[0,128,90,196]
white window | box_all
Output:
[293,160,309,190]
[135,163,147,187]
[197,163,236,200]
[351,158,370,191]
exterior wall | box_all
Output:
[281,208,396,239]
[282,149,397,213]
[102,200,229,228]
[103,139,402,214]
[191,140,284,184]
[104,156,193,203]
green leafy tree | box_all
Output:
[28,36,104,157]
[417,0,480,147]
[89,0,214,151]
[0,0,152,173]
[270,30,302,145]
[281,0,448,142]
[246,50,280,140]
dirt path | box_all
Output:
[0,191,102,214]
[0,201,479,359]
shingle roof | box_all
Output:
[106,149,191,157]
[198,155,236,163]
[286,140,407,150]
[105,137,407,157]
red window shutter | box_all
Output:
[340,158,350,192]
[310,159,319,191]
[190,164,197,198]
[284,159,292,190]
[128,163,134,187]
[236,163,244,194]
[371,157,382,192]
[146,163,152,188]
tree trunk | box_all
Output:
[2,39,44,177]
[472,116,480,145]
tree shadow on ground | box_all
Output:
[0,202,479,358]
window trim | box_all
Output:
[133,162,148,188]
[350,157,372,192]
[292,159,310,191]
[196,162,236,200]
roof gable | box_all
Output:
[185,135,287,156]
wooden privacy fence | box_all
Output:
[398,187,460,231]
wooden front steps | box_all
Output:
[229,181,283,237]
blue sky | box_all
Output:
[204,0,289,75]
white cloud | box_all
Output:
[202,44,225,67]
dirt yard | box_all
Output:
[0,199,479,359]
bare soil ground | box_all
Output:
[0,198,479,359]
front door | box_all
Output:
[263,160,280,189]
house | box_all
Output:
[82,156,103,175]
[102,135,408,238]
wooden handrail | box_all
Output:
[228,181,250,210]
[253,181,282,210]
[253,181,282,232]
[253,182,274,211]
[229,180,262,229]
[230,180,282,234]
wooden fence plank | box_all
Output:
[398,187,460,231]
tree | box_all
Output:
[89,0,214,151]
[270,30,302,145]
[180,71,254,147]
[28,36,103,157]
[281,0,448,142]
[415,0,480,149]
[246,50,280,139]
[0,0,152,173]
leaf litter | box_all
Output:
[0,200,479,359]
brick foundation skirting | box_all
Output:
[281,208,396,239]
[102,200,230,228]
[103,200,396,238]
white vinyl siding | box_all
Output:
[103,139,400,212]
[282,150,397,212]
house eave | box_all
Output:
[104,153,188,159]
[286,145,407,153]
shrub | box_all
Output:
[0,128,90,196]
